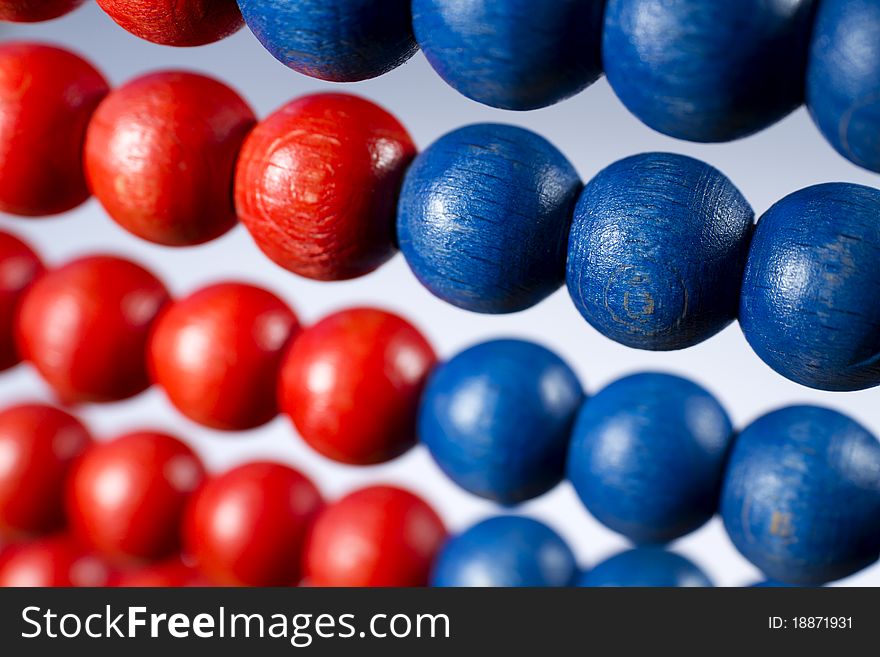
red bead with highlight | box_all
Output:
[279,308,436,464]
[0,42,108,216]
[66,431,205,563]
[235,93,416,281]
[115,556,207,587]
[0,535,114,587]
[96,0,244,47]
[304,485,446,587]
[0,1,87,22]
[184,462,322,586]
[0,232,43,371]
[85,72,255,246]
[15,255,170,404]
[0,404,92,538]
[149,282,299,430]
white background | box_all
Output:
[1,4,878,586]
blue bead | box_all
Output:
[807,0,880,172]
[420,339,584,504]
[740,183,880,391]
[566,153,753,350]
[236,0,417,82]
[567,372,733,543]
[412,0,605,110]
[579,548,713,587]
[603,0,817,142]
[431,515,577,587]
[721,405,880,585]
[398,124,581,314]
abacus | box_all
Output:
[0,2,879,590]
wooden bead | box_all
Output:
[0,404,92,538]
[237,0,417,81]
[279,308,436,465]
[236,94,415,281]
[66,431,206,563]
[184,462,322,586]
[0,0,86,22]
[304,485,445,587]
[412,0,604,111]
[420,339,583,504]
[0,42,108,216]
[0,535,113,587]
[740,183,880,391]
[431,515,577,587]
[96,0,244,47]
[398,124,581,313]
[603,0,816,142]
[807,0,880,173]
[579,548,713,587]
[0,231,43,371]
[85,72,255,247]
[721,406,880,585]
[15,255,170,403]
[149,282,300,431]
[566,153,753,350]
[567,373,733,544]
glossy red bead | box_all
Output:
[0,404,92,538]
[0,535,113,587]
[114,556,207,587]
[279,308,436,465]
[184,462,322,586]
[304,485,446,587]
[15,255,170,404]
[66,431,205,563]
[148,282,299,430]
[0,1,87,22]
[85,72,256,246]
[0,42,108,216]
[96,0,244,47]
[0,232,43,371]
[235,93,416,281]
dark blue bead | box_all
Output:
[807,0,880,173]
[567,372,733,543]
[579,548,713,587]
[236,0,417,82]
[420,339,584,504]
[740,183,880,391]
[412,0,605,110]
[398,124,581,314]
[721,405,880,586]
[566,152,753,350]
[603,0,817,142]
[431,515,577,587]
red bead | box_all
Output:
[0,42,108,216]
[0,535,114,587]
[149,282,299,430]
[0,232,43,371]
[15,255,170,404]
[279,308,436,464]
[235,93,416,281]
[184,461,322,586]
[304,485,445,587]
[66,431,205,563]
[114,556,207,587]
[96,0,244,47]
[0,1,86,22]
[0,404,92,538]
[85,72,256,246]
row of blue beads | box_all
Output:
[418,346,880,586]
[236,0,880,171]
[397,122,880,391]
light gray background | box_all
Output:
[1,3,878,586]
